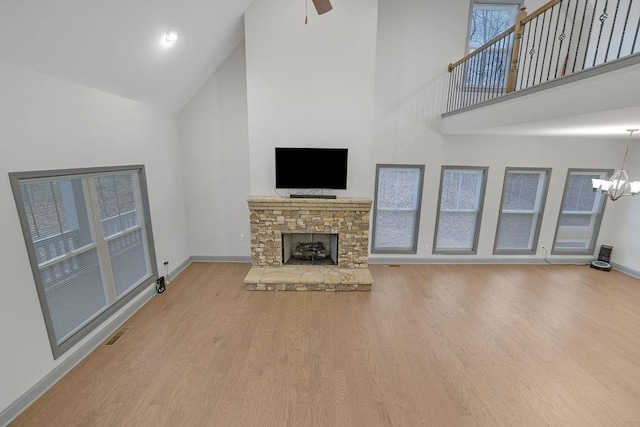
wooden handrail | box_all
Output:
[521,0,562,24]
[447,0,564,73]
[506,7,529,92]
[448,26,516,72]
[445,0,635,112]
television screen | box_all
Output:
[275,148,348,189]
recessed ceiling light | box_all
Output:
[165,31,178,42]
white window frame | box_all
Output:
[552,168,612,255]
[433,166,489,255]
[465,0,521,89]
[494,168,551,255]
[9,165,158,359]
[371,164,425,254]
[467,1,521,52]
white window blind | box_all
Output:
[372,165,424,253]
[434,167,488,253]
[495,169,550,253]
[553,170,609,254]
[10,166,156,358]
[95,174,151,297]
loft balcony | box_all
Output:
[442,0,640,136]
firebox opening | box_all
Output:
[282,233,338,265]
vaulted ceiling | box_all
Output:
[1,0,639,138]
[0,0,254,112]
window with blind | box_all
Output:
[434,166,488,254]
[494,168,551,254]
[371,165,425,254]
[552,169,611,255]
[9,165,157,358]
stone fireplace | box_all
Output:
[244,196,373,291]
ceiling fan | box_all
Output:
[311,0,333,15]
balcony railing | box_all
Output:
[446,0,640,113]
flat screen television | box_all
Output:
[275,147,348,189]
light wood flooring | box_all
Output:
[12,262,640,426]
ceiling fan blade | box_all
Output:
[312,0,333,15]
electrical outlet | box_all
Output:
[163,261,170,285]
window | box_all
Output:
[494,168,550,254]
[552,169,611,254]
[434,166,488,254]
[468,2,520,52]
[10,166,157,358]
[371,165,424,254]
[466,1,520,88]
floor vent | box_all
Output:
[388,265,401,267]
[104,327,130,346]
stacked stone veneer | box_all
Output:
[247,197,373,269]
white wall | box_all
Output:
[370,0,628,261]
[178,42,251,257]
[176,0,637,266]
[0,60,190,413]
[602,144,640,272]
[433,135,624,259]
[244,0,379,197]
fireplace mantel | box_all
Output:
[244,196,373,291]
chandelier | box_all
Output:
[592,129,640,201]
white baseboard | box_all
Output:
[368,257,591,265]
[611,262,640,279]
[368,257,640,280]
[191,255,251,263]
[166,257,192,284]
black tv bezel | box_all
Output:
[275,147,348,190]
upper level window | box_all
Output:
[468,2,520,52]
[466,1,520,88]
[371,165,425,254]
[552,169,611,255]
[9,165,157,358]
[494,168,550,254]
[434,166,488,254]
